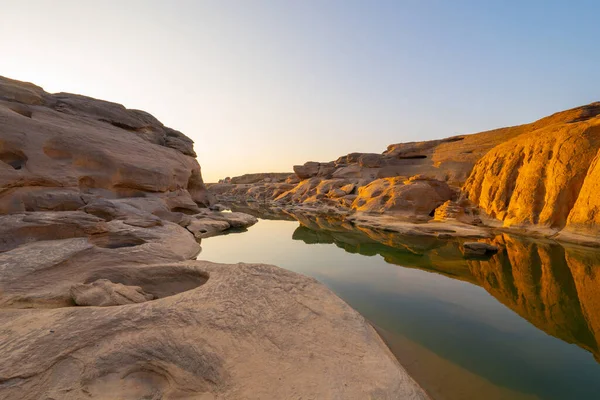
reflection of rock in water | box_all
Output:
[227,202,297,221]
[290,214,600,362]
[469,236,599,360]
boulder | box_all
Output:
[340,183,356,195]
[193,209,258,229]
[229,172,292,184]
[358,153,385,168]
[187,218,231,238]
[293,162,336,180]
[294,161,320,179]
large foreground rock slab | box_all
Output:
[0,212,201,308]
[0,261,428,400]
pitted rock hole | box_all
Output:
[84,266,209,300]
[0,150,27,170]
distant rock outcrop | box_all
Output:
[211,101,600,245]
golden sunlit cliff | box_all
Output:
[212,101,600,245]
[464,103,600,236]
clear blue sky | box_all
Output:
[1,0,599,182]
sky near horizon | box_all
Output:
[1,1,599,182]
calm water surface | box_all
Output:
[198,212,600,400]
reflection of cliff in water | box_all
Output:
[228,202,297,221]
[291,214,600,362]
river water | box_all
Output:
[198,211,600,400]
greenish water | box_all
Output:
[198,213,600,400]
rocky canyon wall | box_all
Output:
[464,103,600,240]
[212,101,600,244]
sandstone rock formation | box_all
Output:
[352,176,455,220]
[464,102,600,243]
[228,172,292,184]
[0,75,213,214]
[211,101,600,245]
[208,108,532,235]
[0,76,427,399]
[187,209,259,238]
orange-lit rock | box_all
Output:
[351,177,455,220]
[464,103,600,235]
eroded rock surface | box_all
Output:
[0,75,213,213]
[0,77,425,399]
[186,209,258,238]
[211,101,600,245]
[0,256,427,400]
[464,102,600,244]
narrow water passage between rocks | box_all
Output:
[198,217,600,400]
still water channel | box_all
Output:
[198,210,600,400]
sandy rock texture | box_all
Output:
[352,176,455,220]
[0,76,426,399]
[1,257,428,400]
[187,209,259,238]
